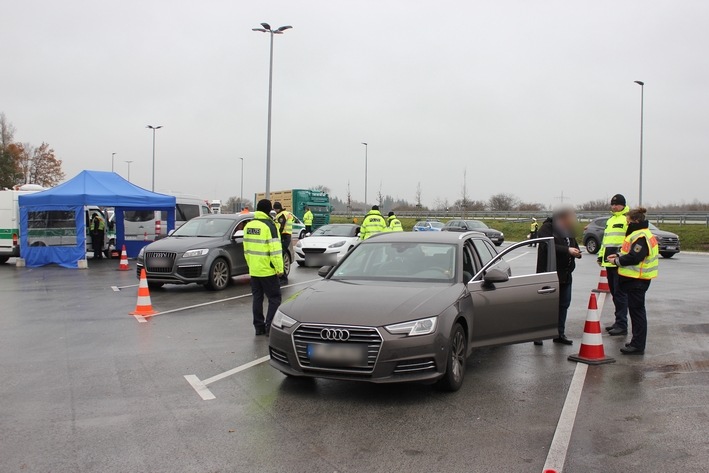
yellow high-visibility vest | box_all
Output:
[275,210,294,235]
[243,211,284,277]
[360,211,387,239]
[618,228,659,280]
[599,206,629,267]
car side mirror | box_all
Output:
[318,266,332,278]
[483,268,509,287]
[233,230,244,240]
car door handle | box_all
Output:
[537,287,557,295]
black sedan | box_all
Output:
[441,219,505,245]
[268,232,559,391]
[137,214,291,290]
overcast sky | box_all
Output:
[2,0,708,208]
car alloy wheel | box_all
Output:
[437,322,467,392]
[585,237,599,254]
[283,251,291,276]
[207,258,230,291]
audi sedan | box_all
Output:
[269,232,559,391]
[441,219,505,246]
[136,214,291,290]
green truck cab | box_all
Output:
[255,189,332,233]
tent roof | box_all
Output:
[18,170,176,208]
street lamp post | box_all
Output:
[239,157,245,211]
[634,81,645,206]
[146,125,163,191]
[125,160,133,182]
[111,152,116,172]
[361,142,368,208]
[252,23,292,199]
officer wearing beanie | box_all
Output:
[385,211,403,232]
[598,194,630,336]
[243,199,284,335]
[360,205,387,240]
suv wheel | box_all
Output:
[283,251,292,277]
[585,237,599,254]
[206,258,230,291]
[437,322,467,392]
[660,252,675,259]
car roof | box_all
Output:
[193,213,252,220]
[366,231,482,244]
[320,223,359,228]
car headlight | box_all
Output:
[385,316,437,336]
[138,247,145,259]
[295,240,302,248]
[328,240,346,248]
[500,232,504,237]
[272,310,297,329]
[183,248,209,258]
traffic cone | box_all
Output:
[130,269,157,317]
[568,293,615,365]
[593,268,611,293]
[118,245,130,271]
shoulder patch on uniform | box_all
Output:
[633,244,642,253]
[247,228,261,235]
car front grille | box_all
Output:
[145,251,177,273]
[302,248,326,254]
[293,324,382,373]
[659,237,679,245]
[176,264,202,278]
[393,358,437,375]
[269,347,290,366]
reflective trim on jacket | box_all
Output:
[243,211,284,277]
[599,206,629,266]
[386,216,403,232]
[360,210,387,239]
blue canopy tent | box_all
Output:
[18,170,176,268]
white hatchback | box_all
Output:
[294,224,360,267]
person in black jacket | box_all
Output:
[535,208,582,345]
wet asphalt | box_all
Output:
[0,248,707,473]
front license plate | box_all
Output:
[665,246,676,250]
[304,253,335,267]
[307,343,367,367]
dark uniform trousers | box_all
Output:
[606,266,629,330]
[251,275,282,330]
[91,232,104,259]
[619,277,651,350]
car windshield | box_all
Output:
[312,225,356,237]
[466,220,488,229]
[331,242,456,283]
[171,217,233,237]
[430,222,444,229]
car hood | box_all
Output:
[652,228,679,239]
[281,280,463,326]
[480,228,502,236]
[144,236,224,252]
[299,236,357,248]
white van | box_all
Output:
[0,185,47,263]
[122,193,211,241]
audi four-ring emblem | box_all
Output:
[320,328,350,341]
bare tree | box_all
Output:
[489,193,520,211]
[377,181,384,208]
[517,202,545,211]
[578,199,609,211]
[415,182,422,208]
[0,113,15,150]
[310,184,331,195]
[346,181,352,215]
[223,196,253,213]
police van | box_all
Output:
[122,193,211,242]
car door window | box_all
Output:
[462,245,476,282]
[472,239,495,267]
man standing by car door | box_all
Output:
[598,194,630,336]
[535,208,582,345]
[244,199,284,336]
[273,201,293,285]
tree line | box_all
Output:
[0,113,65,189]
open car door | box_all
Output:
[467,237,559,348]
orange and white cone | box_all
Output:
[593,268,611,293]
[130,269,157,317]
[568,293,615,365]
[118,245,130,271]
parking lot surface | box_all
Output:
[1,250,707,473]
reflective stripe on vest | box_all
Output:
[618,228,659,280]
[275,211,293,235]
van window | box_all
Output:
[176,204,200,221]
[202,206,211,215]
[124,210,155,222]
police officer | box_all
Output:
[529,218,539,247]
[90,212,106,259]
[385,211,403,232]
[360,205,387,240]
[606,207,658,355]
[303,207,314,235]
[243,199,284,336]
[599,194,630,336]
[273,201,293,284]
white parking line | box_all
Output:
[184,355,271,401]
[150,278,320,317]
[506,251,531,263]
[542,362,589,473]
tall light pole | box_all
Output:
[634,81,645,206]
[252,23,292,199]
[146,125,162,191]
[361,142,368,208]
[111,152,116,172]
[125,160,133,182]
[239,157,245,211]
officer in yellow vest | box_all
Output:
[606,207,658,355]
[385,211,403,232]
[599,194,630,336]
[303,207,314,234]
[528,218,539,247]
[90,212,106,259]
[244,199,284,336]
[273,201,293,284]
[360,205,387,240]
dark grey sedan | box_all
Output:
[441,219,505,245]
[582,217,680,258]
[268,232,559,391]
[137,214,291,290]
